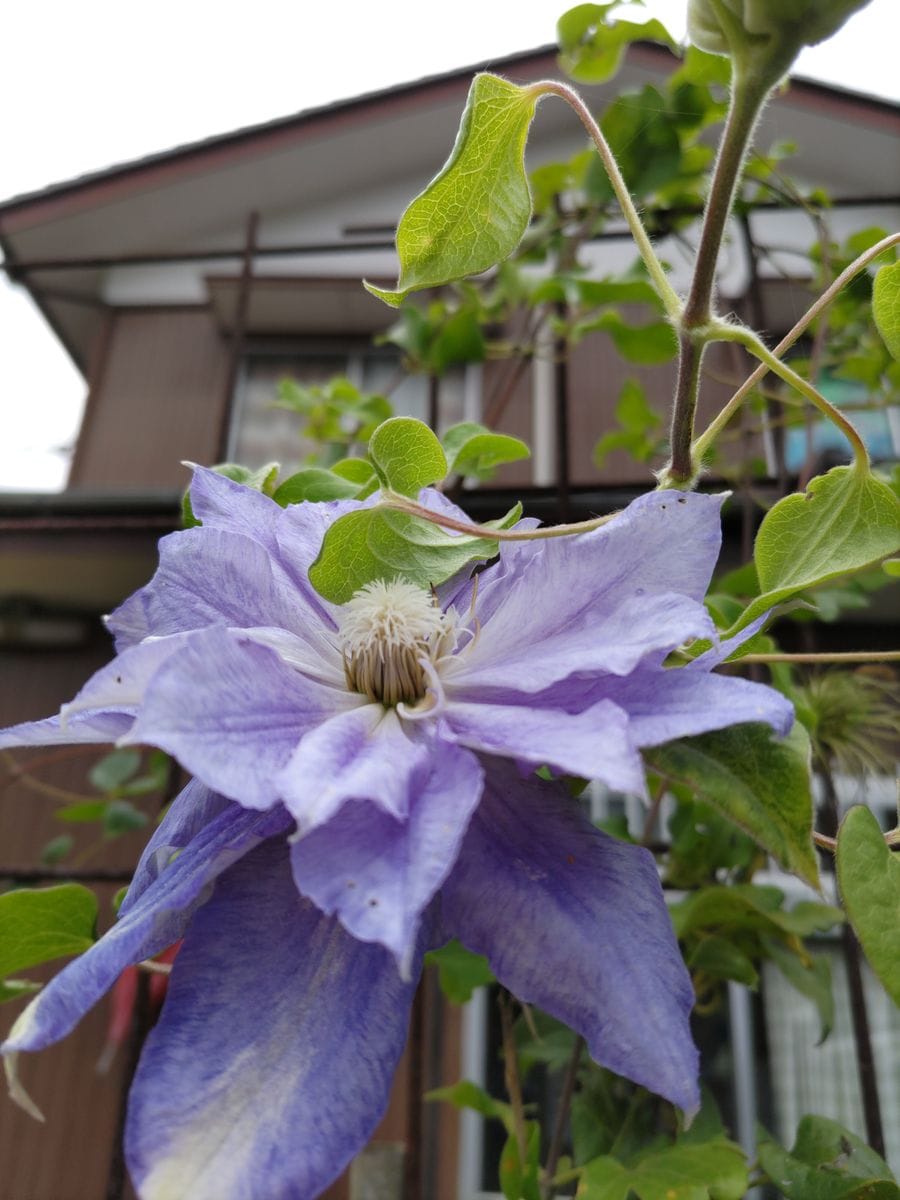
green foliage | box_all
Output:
[873,260,900,361]
[647,722,821,888]
[102,799,149,836]
[88,747,142,793]
[381,301,486,375]
[0,884,97,1000]
[671,883,842,1026]
[671,884,844,943]
[593,379,664,469]
[734,465,900,634]
[308,502,522,605]
[764,937,835,1043]
[442,422,530,480]
[51,747,164,840]
[665,796,759,890]
[365,74,539,305]
[273,468,362,505]
[39,834,74,866]
[367,417,447,496]
[585,86,683,203]
[428,1078,541,1200]
[425,939,494,1003]
[757,1115,900,1199]
[500,1122,542,1200]
[837,806,900,1007]
[578,1135,748,1199]
[571,310,677,363]
[427,1078,519,1133]
[557,3,675,84]
[274,377,392,455]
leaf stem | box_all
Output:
[693,232,900,460]
[498,990,528,1165]
[711,322,869,468]
[740,651,900,664]
[542,1036,584,1199]
[526,79,681,321]
[384,493,619,541]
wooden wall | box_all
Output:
[68,310,230,492]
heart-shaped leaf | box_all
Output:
[731,465,900,634]
[837,805,900,1007]
[367,417,447,496]
[309,502,522,604]
[365,74,539,305]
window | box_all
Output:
[228,343,479,474]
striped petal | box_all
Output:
[126,838,420,1200]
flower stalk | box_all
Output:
[666,64,774,486]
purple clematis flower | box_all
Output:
[1,469,792,1199]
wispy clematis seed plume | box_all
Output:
[0,468,792,1200]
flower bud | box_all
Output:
[688,0,871,82]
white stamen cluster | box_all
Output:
[339,579,453,707]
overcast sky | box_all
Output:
[1,0,897,491]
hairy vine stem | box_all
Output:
[693,232,900,460]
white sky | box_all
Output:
[0,0,897,491]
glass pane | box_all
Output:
[231,354,346,472]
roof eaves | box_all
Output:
[0,44,561,219]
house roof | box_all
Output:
[2,41,898,372]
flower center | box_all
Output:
[338,579,451,707]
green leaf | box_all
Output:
[55,800,108,824]
[103,799,149,837]
[735,465,900,633]
[273,468,362,505]
[593,379,662,468]
[442,422,530,479]
[40,834,74,866]
[647,722,821,888]
[89,747,141,793]
[672,884,843,944]
[873,260,900,360]
[763,936,835,1043]
[557,4,676,84]
[573,276,665,309]
[837,805,900,1007]
[426,1079,513,1130]
[757,1116,899,1199]
[0,884,97,978]
[308,502,521,605]
[425,939,494,1003]
[365,74,539,305]
[0,979,41,1005]
[500,1122,541,1200]
[122,749,170,797]
[578,1136,748,1199]
[586,86,684,202]
[367,417,447,496]
[688,935,759,988]
[573,310,677,363]
[331,457,377,485]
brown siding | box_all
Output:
[69,309,230,491]
[0,641,152,1200]
[485,331,759,490]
